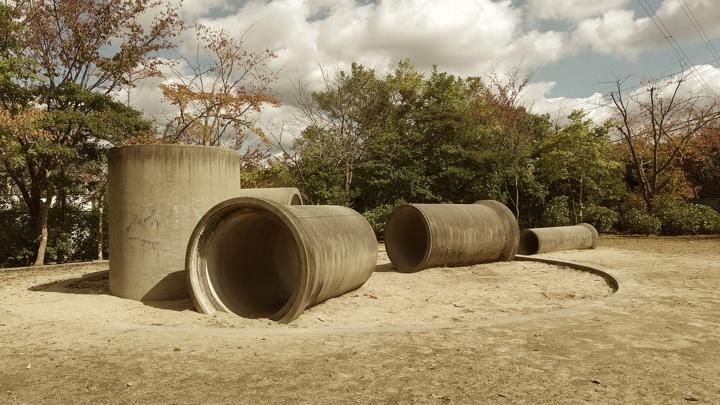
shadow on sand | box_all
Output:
[28,269,192,312]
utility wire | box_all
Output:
[676,0,720,66]
[540,63,717,119]
[608,108,720,144]
[639,0,717,96]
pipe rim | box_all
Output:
[577,222,599,249]
[185,197,311,322]
[384,204,433,272]
[110,144,243,152]
[518,229,541,255]
[474,200,519,260]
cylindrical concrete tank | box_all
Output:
[383,200,519,272]
[186,197,377,323]
[108,144,243,301]
[518,223,599,255]
[235,187,302,205]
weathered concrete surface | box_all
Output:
[235,187,303,205]
[108,145,243,301]
[186,197,377,323]
[519,223,599,255]
[383,200,519,272]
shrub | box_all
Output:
[655,200,720,235]
[542,196,571,227]
[583,205,619,232]
[363,201,405,239]
[620,208,661,235]
[688,204,720,234]
[621,192,648,212]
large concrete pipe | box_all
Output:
[186,197,377,323]
[383,200,519,272]
[518,223,599,255]
[235,187,302,205]
[108,145,243,301]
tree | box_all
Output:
[537,110,623,222]
[610,74,720,208]
[0,0,181,265]
[353,61,431,209]
[683,126,720,198]
[482,67,546,220]
[294,63,391,204]
[161,24,280,166]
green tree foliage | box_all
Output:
[536,110,624,222]
[0,1,180,265]
[288,61,625,227]
[654,198,720,235]
[541,196,572,227]
[620,208,662,235]
[294,63,392,205]
[583,204,619,232]
[291,61,554,216]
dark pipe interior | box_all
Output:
[518,231,540,255]
[384,207,428,271]
[290,194,302,205]
[206,209,300,318]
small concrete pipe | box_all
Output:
[518,223,599,255]
[383,200,519,272]
[108,144,243,301]
[186,197,377,323]
[235,187,303,205]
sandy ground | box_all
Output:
[0,235,719,403]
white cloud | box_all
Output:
[195,0,569,100]
[123,0,720,136]
[523,81,614,124]
[526,0,631,22]
[123,0,571,139]
[571,0,720,59]
[526,64,720,125]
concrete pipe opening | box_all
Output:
[187,197,377,323]
[204,208,301,319]
[518,231,541,255]
[383,205,429,271]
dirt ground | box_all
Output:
[1,235,719,404]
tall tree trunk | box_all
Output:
[33,197,51,266]
[97,197,104,260]
[514,175,520,220]
[578,174,584,222]
[344,163,353,202]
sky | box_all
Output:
[129,0,720,133]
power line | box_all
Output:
[534,1,720,119]
[539,63,717,119]
[677,0,720,65]
[608,109,720,144]
[639,0,717,96]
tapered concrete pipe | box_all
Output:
[235,187,302,205]
[383,200,519,272]
[518,223,599,255]
[186,197,377,323]
[108,145,243,301]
